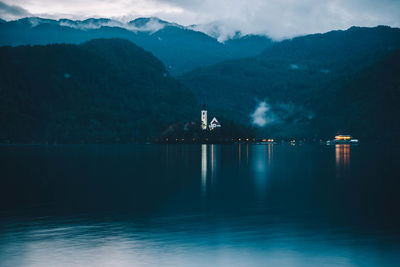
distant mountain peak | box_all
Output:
[188,21,245,42]
[5,16,262,42]
[129,17,168,27]
[58,18,122,30]
[128,17,182,33]
[18,17,57,27]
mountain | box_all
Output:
[128,17,181,31]
[315,49,400,140]
[0,17,273,74]
[223,35,273,58]
[179,26,400,140]
[0,39,197,143]
[187,21,242,42]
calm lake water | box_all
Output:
[0,144,399,266]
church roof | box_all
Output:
[210,117,220,126]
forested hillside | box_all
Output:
[179,26,400,139]
[0,39,197,143]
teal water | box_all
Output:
[0,144,399,266]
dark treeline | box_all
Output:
[156,118,258,144]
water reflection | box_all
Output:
[210,145,219,185]
[335,144,350,176]
[253,145,269,198]
[268,144,273,166]
[238,144,241,165]
[246,144,249,165]
[201,144,219,193]
[211,144,215,179]
[201,144,207,194]
[1,144,400,267]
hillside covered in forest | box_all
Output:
[179,26,400,140]
[0,39,197,143]
[1,25,399,142]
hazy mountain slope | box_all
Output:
[179,26,400,139]
[224,35,273,58]
[314,49,400,140]
[0,39,197,143]
[0,17,273,74]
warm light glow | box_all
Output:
[238,144,241,164]
[335,144,350,175]
[211,144,214,177]
[268,144,273,165]
[246,144,249,164]
[335,135,351,140]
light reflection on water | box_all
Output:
[0,144,399,266]
[201,144,207,195]
[252,145,269,199]
[336,144,350,176]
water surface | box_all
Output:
[0,144,399,266]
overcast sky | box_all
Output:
[1,0,399,39]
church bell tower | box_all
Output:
[201,104,207,130]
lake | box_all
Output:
[0,144,399,266]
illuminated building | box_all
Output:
[201,105,222,131]
[260,138,275,144]
[327,135,359,145]
[201,104,207,130]
[209,117,221,130]
[335,135,352,141]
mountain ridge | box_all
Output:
[0,16,274,74]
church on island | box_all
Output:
[201,105,221,131]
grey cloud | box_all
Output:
[0,1,30,20]
[156,0,400,39]
[1,0,399,39]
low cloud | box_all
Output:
[251,101,279,127]
[58,17,177,32]
[251,100,314,128]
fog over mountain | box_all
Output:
[0,16,273,74]
[1,0,399,40]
